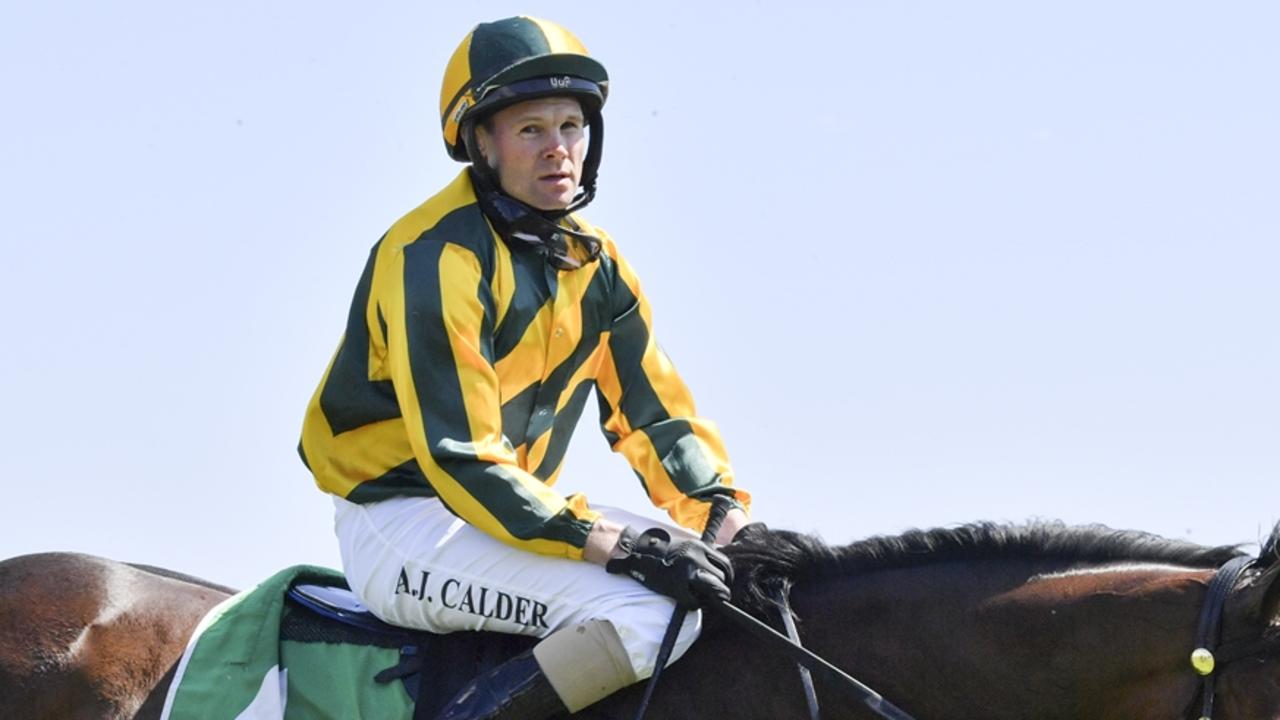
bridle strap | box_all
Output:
[772,586,821,720]
[1189,555,1254,720]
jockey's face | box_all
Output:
[474,96,586,211]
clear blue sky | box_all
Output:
[2,2,1276,589]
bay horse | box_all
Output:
[1,521,1277,719]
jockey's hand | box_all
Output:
[606,527,733,608]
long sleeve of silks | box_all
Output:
[381,239,598,558]
[594,248,751,534]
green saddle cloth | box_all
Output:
[161,565,415,720]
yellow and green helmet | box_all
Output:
[439,16,609,162]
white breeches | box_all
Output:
[332,495,701,679]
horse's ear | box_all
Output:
[1226,554,1280,628]
[1263,525,1280,626]
[1262,563,1280,626]
[1242,555,1280,627]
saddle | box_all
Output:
[284,583,537,719]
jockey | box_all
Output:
[299,16,751,719]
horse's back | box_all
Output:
[0,552,230,720]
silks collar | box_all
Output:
[470,168,602,271]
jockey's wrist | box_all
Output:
[583,518,628,566]
[714,507,749,546]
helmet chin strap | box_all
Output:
[463,113,604,270]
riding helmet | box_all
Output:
[439,16,609,162]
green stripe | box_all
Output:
[477,266,496,366]
[434,446,592,546]
[595,389,621,448]
[593,254,624,446]
[319,240,400,436]
[346,459,435,504]
[493,249,554,361]
[534,379,596,479]
[469,17,552,85]
[403,238,476,449]
[642,422,725,495]
[375,303,388,346]
[607,279,673,431]
[499,381,540,449]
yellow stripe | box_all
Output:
[440,30,476,150]
[593,330,633,441]
[493,302,551,396]
[329,422,417,494]
[440,31,474,118]
[525,16,589,55]
[563,493,601,525]
[301,338,420,499]
[557,348,606,415]
[392,170,479,249]
[524,429,553,475]
[613,429,683,512]
[542,263,600,379]
[439,244,504,445]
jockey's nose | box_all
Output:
[543,133,569,160]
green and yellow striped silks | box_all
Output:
[300,170,749,559]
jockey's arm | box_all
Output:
[592,235,752,537]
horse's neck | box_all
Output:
[787,559,1212,720]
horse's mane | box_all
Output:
[724,520,1280,619]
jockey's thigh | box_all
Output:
[333,495,700,679]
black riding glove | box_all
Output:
[605,527,733,608]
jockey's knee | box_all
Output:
[531,611,696,712]
[533,619,636,712]
[534,604,701,711]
